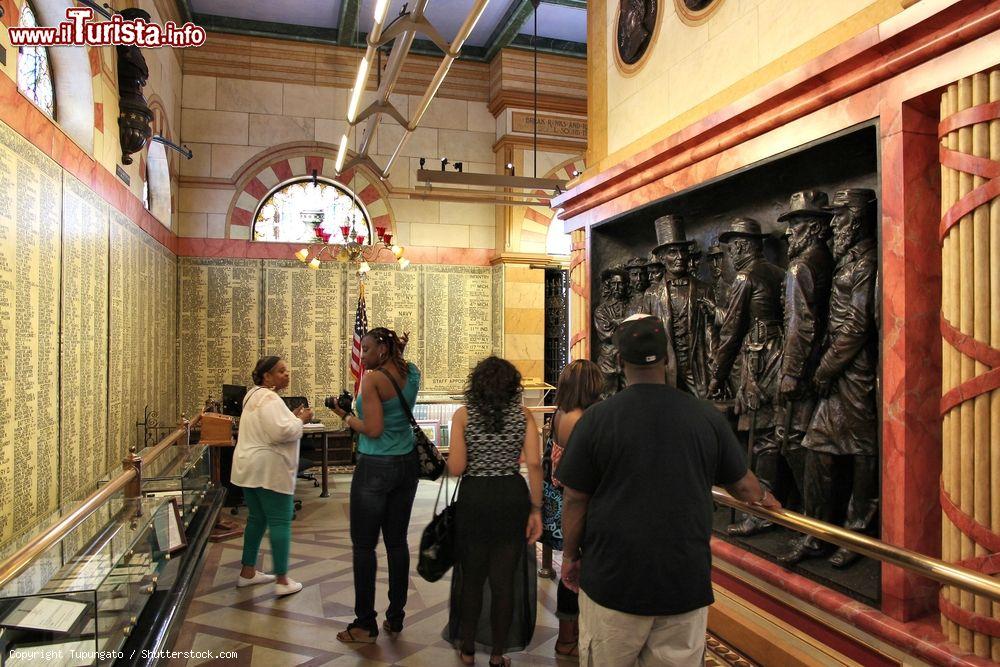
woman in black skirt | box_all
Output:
[445,356,543,666]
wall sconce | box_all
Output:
[440,157,449,171]
[419,157,426,169]
[505,162,515,177]
[454,162,463,173]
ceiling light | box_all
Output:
[347,58,370,123]
[335,134,349,172]
[295,248,309,263]
[373,0,390,27]
[397,257,411,270]
[391,244,404,258]
[358,260,371,274]
[308,258,321,270]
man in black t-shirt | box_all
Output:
[557,314,779,666]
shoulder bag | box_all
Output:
[417,472,460,582]
[377,368,445,480]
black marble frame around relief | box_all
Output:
[588,121,883,606]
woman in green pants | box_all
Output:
[231,355,313,596]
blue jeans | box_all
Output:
[350,451,419,631]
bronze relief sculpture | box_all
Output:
[590,183,880,573]
[709,217,786,536]
[617,0,657,65]
[644,215,716,399]
[780,189,880,568]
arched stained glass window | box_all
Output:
[253,178,372,244]
[17,2,55,119]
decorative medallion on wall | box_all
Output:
[614,0,659,74]
[675,0,724,26]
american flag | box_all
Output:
[350,285,367,395]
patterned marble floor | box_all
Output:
[167,475,754,666]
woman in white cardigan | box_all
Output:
[232,356,313,596]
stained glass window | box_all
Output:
[253,178,372,244]
[17,2,55,119]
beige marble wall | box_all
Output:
[178,72,500,249]
[501,264,546,381]
[599,0,908,165]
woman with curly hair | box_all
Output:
[543,359,605,657]
[329,327,421,643]
[445,356,543,666]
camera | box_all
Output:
[324,390,354,414]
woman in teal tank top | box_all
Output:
[329,327,421,643]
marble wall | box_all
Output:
[591,0,910,170]
[177,39,500,251]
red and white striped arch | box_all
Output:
[225,146,395,240]
[517,156,586,254]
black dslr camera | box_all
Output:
[324,390,354,415]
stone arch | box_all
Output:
[517,156,586,254]
[226,142,396,240]
[23,0,95,153]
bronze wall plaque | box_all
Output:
[511,112,587,140]
[617,0,657,66]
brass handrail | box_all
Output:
[0,414,201,592]
[712,488,1000,603]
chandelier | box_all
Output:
[294,220,409,273]
[290,176,410,274]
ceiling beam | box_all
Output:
[337,0,360,46]
[543,0,587,9]
[175,0,193,23]
[483,0,535,63]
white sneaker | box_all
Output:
[275,579,303,597]
[236,571,276,588]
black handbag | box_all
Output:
[418,473,460,582]
[378,368,445,481]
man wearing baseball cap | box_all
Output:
[557,314,779,666]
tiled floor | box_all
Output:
[167,475,753,666]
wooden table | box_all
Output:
[301,427,353,497]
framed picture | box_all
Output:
[153,498,187,555]
[415,419,440,445]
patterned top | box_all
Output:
[464,399,526,476]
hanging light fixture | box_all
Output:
[293,182,408,273]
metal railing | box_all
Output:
[712,489,1000,603]
[0,414,201,592]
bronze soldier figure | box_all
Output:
[624,256,651,316]
[644,215,716,398]
[780,189,879,568]
[709,217,785,536]
[776,191,835,504]
[707,243,727,308]
[594,267,629,395]
[646,255,665,291]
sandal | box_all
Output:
[488,657,511,666]
[382,619,403,635]
[457,649,475,665]
[555,639,579,658]
[336,623,377,644]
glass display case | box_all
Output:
[0,496,177,665]
[138,444,210,530]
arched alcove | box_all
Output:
[24,0,95,153]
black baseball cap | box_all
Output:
[614,314,668,365]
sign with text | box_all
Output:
[511,112,587,140]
